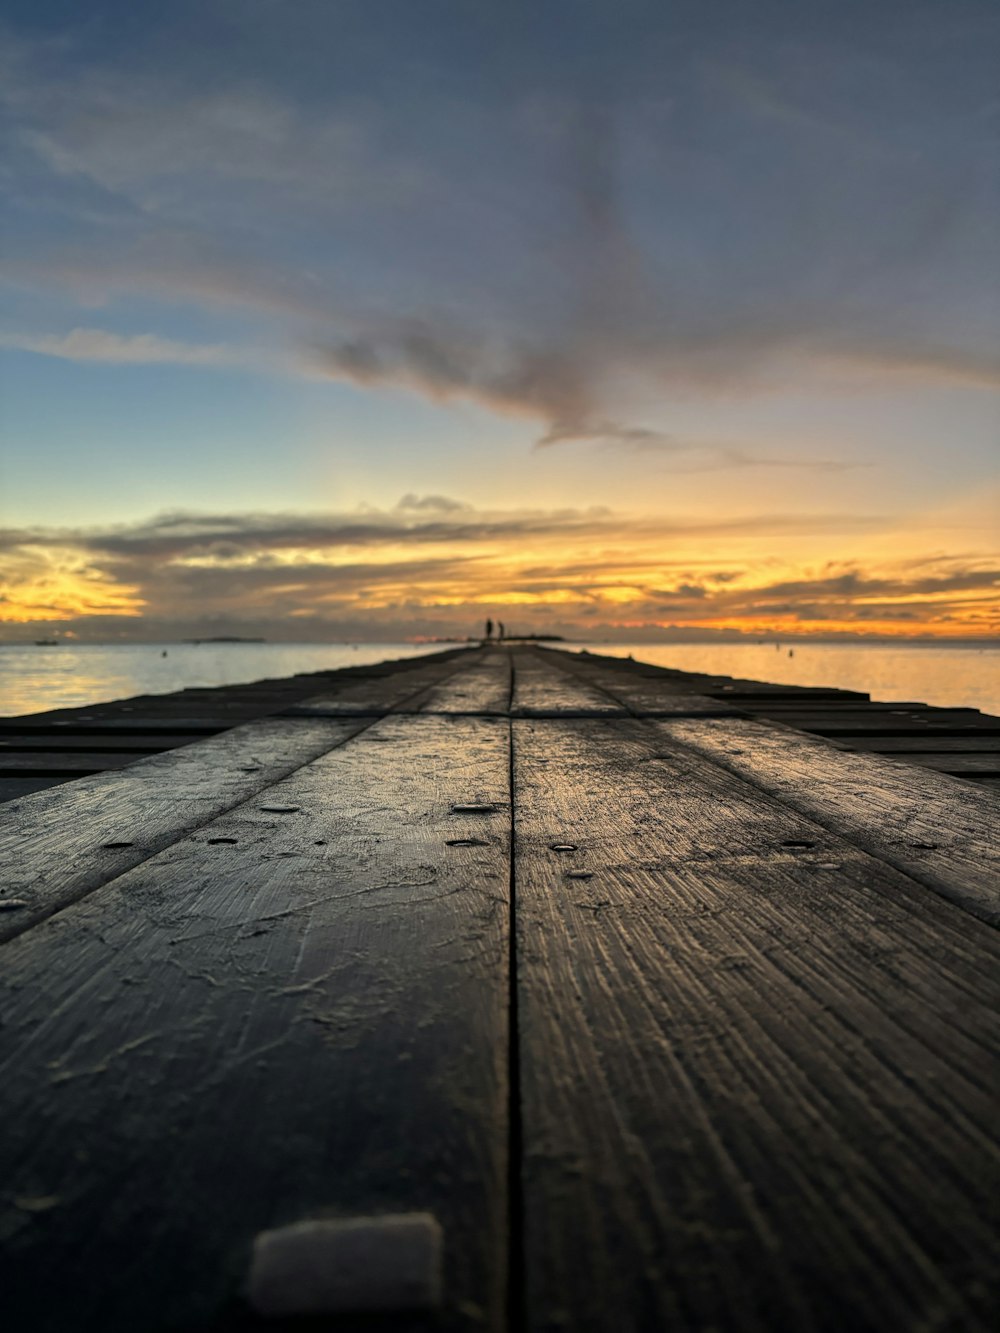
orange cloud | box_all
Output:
[1,502,996,641]
[0,544,143,622]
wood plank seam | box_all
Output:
[532,646,741,719]
[543,649,999,918]
[1,649,997,1330]
[506,708,526,1333]
[0,722,371,946]
[514,651,998,925]
[274,653,486,719]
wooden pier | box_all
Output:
[0,645,997,1331]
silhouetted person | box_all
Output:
[485,617,493,640]
[498,621,505,640]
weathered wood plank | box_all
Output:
[513,716,1000,1333]
[0,717,365,941]
[510,651,626,717]
[0,651,464,814]
[539,649,739,716]
[660,717,1000,924]
[406,651,511,714]
[0,715,511,1333]
[279,653,479,716]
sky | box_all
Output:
[1,0,998,642]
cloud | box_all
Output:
[536,421,676,450]
[0,327,251,368]
[0,499,886,573]
[824,343,1000,392]
[3,500,997,641]
[698,447,867,474]
[309,320,601,439]
[2,35,425,221]
[733,569,1000,601]
[394,494,472,514]
[0,3,997,503]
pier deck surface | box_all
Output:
[0,646,997,1332]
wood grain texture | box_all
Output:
[0,717,366,941]
[0,654,469,929]
[4,647,998,1333]
[406,651,511,715]
[278,654,477,717]
[659,717,1000,924]
[536,648,739,715]
[510,651,626,717]
[0,715,511,1333]
[513,717,1000,1333]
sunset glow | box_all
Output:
[1,2,997,644]
[3,498,996,640]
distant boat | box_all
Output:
[34,639,60,646]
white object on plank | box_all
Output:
[248,1212,443,1315]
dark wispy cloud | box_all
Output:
[0,499,887,564]
[2,3,996,459]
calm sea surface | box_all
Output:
[0,640,997,718]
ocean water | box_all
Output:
[574,642,1000,716]
[0,640,997,718]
